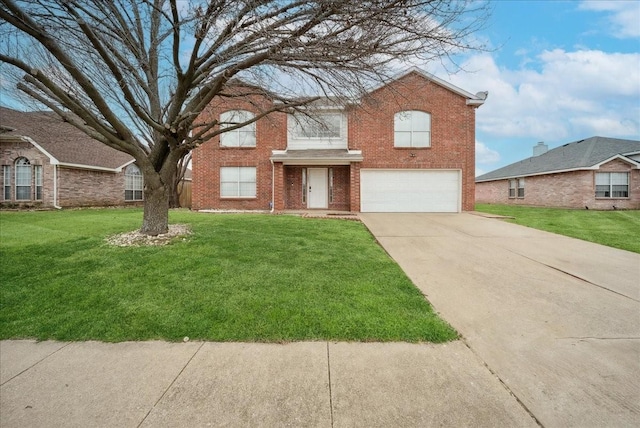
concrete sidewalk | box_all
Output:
[361,213,640,428]
[1,340,537,427]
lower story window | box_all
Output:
[125,164,144,201]
[3,165,10,200]
[35,165,43,200]
[509,178,525,198]
[220,166,256,198]
[595,172,629,198]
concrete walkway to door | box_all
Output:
[360,213,640,428]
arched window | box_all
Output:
[15,157,31,200]
[220,110,256,147]
[394,111,431,148]
[125,164,143,201]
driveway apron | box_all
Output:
[360,213,640,428]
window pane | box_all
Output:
[611,185,628,197]
[221,182,238,197]
[220,132,237,147]
[294,113,341,138]
[411,111,430,132]
[239,182,256,197]
[3,166,10,200]
[220,167,239,182]
[238,130,256,147]
[412,131,430,147]
[611,172,628,185]
[394,132,411,147]
[239,166,256,182]
[595,185,610,198]
[394,112,413,131]
[595,173,610,185]
[16,186,30,200]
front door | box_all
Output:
[307,168,328,209]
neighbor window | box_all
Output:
[15,157,31,200]
[220,166,256,198]
[394,110,431,148]
[517,178,525,197]
[509,178,525,198]
[34,165,43,200]
[293,113,341,139]
[125,164,143,201]
[595,172,629,198]
[3,165,10,200]
[220,110,256,147]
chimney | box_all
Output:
[533,141,548,157]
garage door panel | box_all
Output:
[361,169,460,212]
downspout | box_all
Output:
[270,159,275,213]
[53,164,62,209]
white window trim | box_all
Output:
[394,110,431,148]
[292,113,343,139]
[220,166,257,199]
[220,110,256,147]
[595,172,629,198]
[125,164,144,201]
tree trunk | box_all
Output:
[141,185,170,236]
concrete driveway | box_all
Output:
[360,212,640,428]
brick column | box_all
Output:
[349,162,361,212]
[273,162,285,211]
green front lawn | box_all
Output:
[475,204,640,253]
[0,209,456,343]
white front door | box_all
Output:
[308,168,328,209]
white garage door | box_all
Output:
[360,169,460,212]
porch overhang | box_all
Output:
[270,149,363,165]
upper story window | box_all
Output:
[220,110,256,147]
[595,172,629,198]
[292,113,342,139]
[125,164,143,201]
[394,110,431,148]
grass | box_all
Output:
[475,204,640,253]
[0,208,457,343]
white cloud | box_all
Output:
[444,49,640,143]
[579,1,640,38]
[476,140,500,164]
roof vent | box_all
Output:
[533,141,548,157]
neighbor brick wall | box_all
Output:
[475,158,640,209]
[2,140,137,208]
[56,167,132,207]
[348,72,478,211]
[1,140,53,207]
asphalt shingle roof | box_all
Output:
[0,107,133,170]
[476,136,640,182]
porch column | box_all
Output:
[273,162,285,211]
[349,162,360,212]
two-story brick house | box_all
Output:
[192,68,486,213]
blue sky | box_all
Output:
[432,0,640,176]
[2,1,638,177]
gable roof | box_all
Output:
[0,107,134,171]
[476,136,640,182]
[369,66,488,106]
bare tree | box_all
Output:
[0,0,489,235]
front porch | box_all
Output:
[270,149,363,212]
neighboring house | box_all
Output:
[475,137,640,209]
[192,67,487,213]
[0,107,142,208]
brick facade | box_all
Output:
[192,71,480,212]
[1,139,139,208]
[476,158,640,209]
